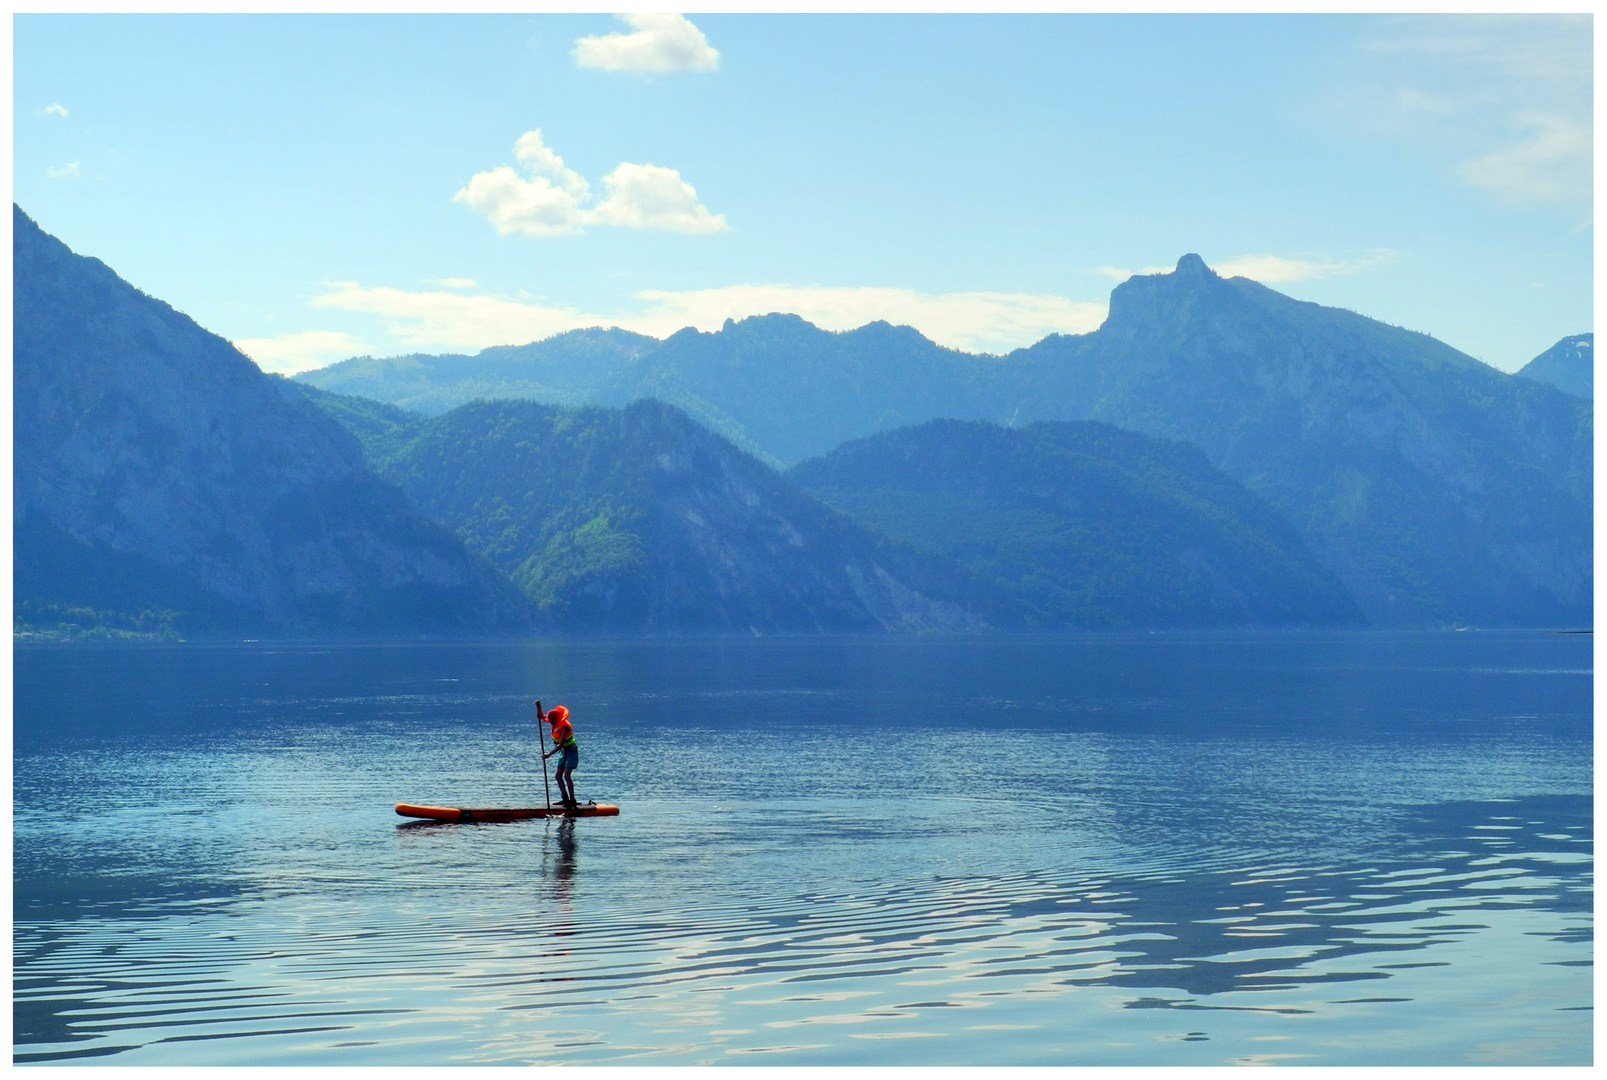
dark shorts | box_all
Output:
[556,748,578,770]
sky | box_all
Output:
[13,13,1593,374]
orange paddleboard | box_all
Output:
[396,803,620,822]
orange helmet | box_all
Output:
[546,704,569,724]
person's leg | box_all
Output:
[556,766,575,804]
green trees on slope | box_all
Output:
[788,419,1362,628]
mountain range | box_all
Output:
[299,256,1592,628]
[14,203,1591,635]
[287,384,1358,632]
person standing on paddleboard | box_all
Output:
[539,703,581,808]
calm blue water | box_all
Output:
[13,632,1592,1066]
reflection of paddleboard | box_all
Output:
[395,803,620,822]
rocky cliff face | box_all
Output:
[1009,256,1592,627]
[311,394,1004,633]
[1517,333,1592,399]
[13,205,533,635]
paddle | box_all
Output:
[535,699,553,811]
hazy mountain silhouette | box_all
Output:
[789,418,1364,628]
[299,256,1590,628]
[300,327,660,415]
[13,205,533,637]
[299,316,998,468]
[1516,333,1592,399]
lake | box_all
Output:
[13,631,1592,1066]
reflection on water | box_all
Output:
[13,632,1592,1065]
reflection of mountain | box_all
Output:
[1076,795,1592,1001]
[299,259,1591,629]
[13,206,533,637]
[788,418,1362,628]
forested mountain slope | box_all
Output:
[297,391,1007,633]
[13,205,533,637]
[299,327,660,416]
[1006,257,1591,627]
[789,419,1363,629]
[1516,333,1592,399]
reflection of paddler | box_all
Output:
[539,703,580,809]
[553,817,577,906]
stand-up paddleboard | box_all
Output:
[396,802,620,823]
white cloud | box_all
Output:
[590,163,728,234]
[45,162,80,179]
[1096,251,1397,285]
[452,130,591,237]
[633,285,1105,352]
[513,129,590,196]
[310,282,598,352]
[42,103,68,117]
[436,278,478,289]
[1458,112,1591,205]
[233,330,372,376]
[1094,264,1172,280]
[1212,250,1398,282]
[305,280,1105,356]
[454,129,726,237]
[573,14,719,73]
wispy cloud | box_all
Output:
[573,14,719,73]
[1096,251,1397,284]
[1458,112,1591,206]
[42,103,68,117]
[436,278,478,289]
[233,330,372,376]
[45,162,80,179]
[310,283,596,352]
[1353,15,1590,211]
[301,280,1107,359]
[453,129,727,237]
[1094,264,1173,280]
[1212,251,1398,282]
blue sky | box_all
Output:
[14,13,1592,373]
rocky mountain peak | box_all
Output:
[1173,252,1214,278]
[1102,252,1239,337]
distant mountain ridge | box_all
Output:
[304,328,660,415]
[13,205,533,637]
[298,255,1591,628]
[298,318,1001,468]
[1517,333,1592,399]
[788,419,1363,628]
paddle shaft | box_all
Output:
[535,699,552,810]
